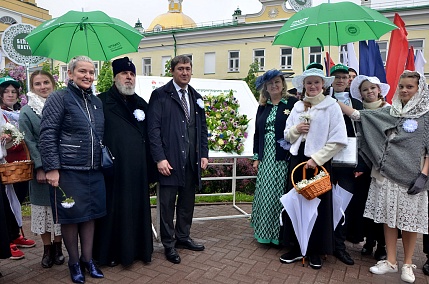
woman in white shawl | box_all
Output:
[339,70,429,283]
[280,68,348,269]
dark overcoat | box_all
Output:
[147,80,209,188]
[93,85,153,265]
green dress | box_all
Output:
[251,102,288,245]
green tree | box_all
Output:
[96,61,113,93]
[244,60,260,101]
[163,59,172,77]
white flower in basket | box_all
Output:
[295,171,327,191]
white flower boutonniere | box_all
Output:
[283,109,291,115]
[196,98,205,109]
[133,109,145,121]
[403,119,418,133]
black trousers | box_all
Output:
[159,162,196,248]
[1,182,28,242]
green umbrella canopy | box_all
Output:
[25,10,143,63]
[273,2,397,48]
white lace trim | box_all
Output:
[26,92,46,116]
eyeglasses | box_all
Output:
[334,76,350,80]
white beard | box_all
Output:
[115,81,135,96]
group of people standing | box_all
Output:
[0,54,208,283]
[251,63,429,283]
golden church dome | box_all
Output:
[147,0,196,32]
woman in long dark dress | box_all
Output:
[40,56,106,284]
[251,69,297,245]
[280,68,348,269]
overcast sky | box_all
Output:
[34,0,361,28]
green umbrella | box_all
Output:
[25,10,143,63]
[273,2,397,48]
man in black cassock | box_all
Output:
[93,57,154,267]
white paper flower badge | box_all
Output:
[133,109,145,121]
[403,119,418,133]
[196,98,205,109]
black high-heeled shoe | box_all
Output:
[80,259,104,278]
[68,262,85,283]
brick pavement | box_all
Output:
[1,204,429,284]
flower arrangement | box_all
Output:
[295,171,327,191]
[57,186,75,209]
[204,90,250,154]
[1,122,24,146]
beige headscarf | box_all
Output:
[390,70,429,118]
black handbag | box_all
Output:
[69,91,114,168]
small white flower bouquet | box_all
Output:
[1,122,24,146]
[299,113,311,124]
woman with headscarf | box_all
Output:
[280,68,348,269]
[251,69,297,245]
[338,70,429,283]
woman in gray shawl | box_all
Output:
[339,70,429,283]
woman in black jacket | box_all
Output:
[39,56,105,284]
[251,69,297,245]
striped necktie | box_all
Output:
[179,89,190,123]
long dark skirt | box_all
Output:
[50,169,106,224]
[281,143,334,255]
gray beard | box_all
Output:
[115,81,135,96]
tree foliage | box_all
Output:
[96,61,113,93]
[243,60,260,101]
[163,59,172,77]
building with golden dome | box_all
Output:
[125,0,429,82]
[147,0,196,32]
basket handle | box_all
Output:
[291,161,329,189]
[22,142,31,160]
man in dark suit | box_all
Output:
[147,55,209,264]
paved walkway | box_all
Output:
[1,204,429,283]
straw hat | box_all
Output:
[350,75,390,102]
[292,68,334,93]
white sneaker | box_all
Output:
[369,260,398,274]
[401,264,416,283]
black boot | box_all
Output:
[41,244,54,268]
[53,241,65,265]
[423,256,429,276]
[68,262,85,284]
[80,258,104,278]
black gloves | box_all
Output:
[407,173,428,195]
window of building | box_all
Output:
[204,52,216,74]
[93,62,99,80]
[309,46,322,64]
[339,44,347,64]
[280,48,293,69]
[253,49,265,71]
[183,54,193,63]
[161,56,171,76]
[409,39,424,55]
[142,58,152,76]
[228,51,240,72]
[0,16,17,25]
[376,41,388,65]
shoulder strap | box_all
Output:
[67,90,102,146]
